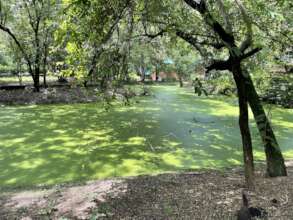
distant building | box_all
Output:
[150,72,179,81]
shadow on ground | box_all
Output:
[1,162,293,219]
[0,85,292,188]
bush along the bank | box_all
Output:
[261,75,293,108]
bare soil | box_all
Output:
[1,161,293,220]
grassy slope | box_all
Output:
[0,85,292,188]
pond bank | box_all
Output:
[1,161,293,219]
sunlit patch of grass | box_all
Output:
[0,85,292,188]
[0,75,57,84]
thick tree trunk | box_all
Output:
[242,69,287,177]
[232,64,254,188]
[33,73,40,92]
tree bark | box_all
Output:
[33,71,40,92]
[155,65,159,81]
[179,76,183,87]
[232,63,254,188]
[141,69,146,82]
[43,73,47,88]
[242,69,287,177]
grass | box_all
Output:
[0,85,292,188]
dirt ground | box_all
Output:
[0,161,293,220]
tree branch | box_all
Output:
[176,30,207,56]
[235,0,253,52]
[206,58,231,73]
[216,0,232,34]
[87,1,130,78]
[240,47,262,60]
[183,0,236,47]
[143,30,166,39]
[0,24,33,74]
[183,0,207,13]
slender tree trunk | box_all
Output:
[232,63,254,188]
[100,75,108,90]
[83,80,88,88]
[16,62,22,86]
[43,73,47,88]
[242,69,287,177]
[179,76,183,87]
[155,65,159,81]
[18,73,23,86]
[43,45,49,88]
[141,70,145,82]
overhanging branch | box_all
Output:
[206,58,231,73]
[183,0,236,47]
[235,0,253,52]
[143,30,166,39]
[0,24,33,74]
[240,47,262,60]
[176,30,207,56]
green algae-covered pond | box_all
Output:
[0,85,292,187]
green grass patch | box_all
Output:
[0,85,292,188]
[0,75,57,85]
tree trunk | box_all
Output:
[18,73,23,86]
[179,76,183,87]
[17,62,22,86]
[43,73,47,88]
[43,46,48,88]
[33,73,40,92]
[232,64,254,188]
[83,80,88,88]
[181,0,287,178]
[242,69,287,177]
[155,65,159,81]
[141,71,145,82]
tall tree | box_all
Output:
[178,0,287,180]
[58,0,132,86]
[137,0,289,181]
[0,0,60,91]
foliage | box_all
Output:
[0,0,63,90]
[165,39,199,83]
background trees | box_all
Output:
[166,39,199,87]
[0,0,61,91]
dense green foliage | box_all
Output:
[0,0,291,97]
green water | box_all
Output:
[0,85,292,187]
